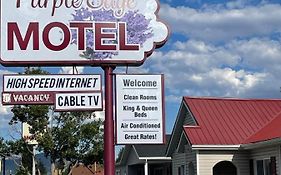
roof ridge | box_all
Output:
[184,96,281,101]
[243,111,281,144]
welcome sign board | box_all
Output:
[0,0,169,66]
[115,74,165,144]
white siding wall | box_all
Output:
[173,152,186,175]
[184,110,196,126]
[185,145,197,175]
[171,104,197,175]
[126,147,144,166]
[276,146,281,174]
[172,145,197,175]
[250,145,280,175]
[116,166,127,175]
[197,150,250,175]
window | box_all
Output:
[189,162,195,175]
[178,165,185,175]
[257,160,264,175]
[264,159,271,175]
[256,159,271,175]
[154,168,163,175]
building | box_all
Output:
[116,135,172,175]
[72,163,104,175]
[117,97,281,175]
[167,97,281,175]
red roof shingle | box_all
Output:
[183,97,281,145]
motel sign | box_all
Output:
[1,0,169,66]
[1,1,169,175]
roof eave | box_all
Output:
[139,157,172,160]
[116,146,131,166]
[242,137,281,150]
[192,145,241,150]
[166,99,187,156]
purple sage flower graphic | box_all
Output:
[71,8,153,60]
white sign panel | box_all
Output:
[55,92,103,111]
[115,74,165,144]
[0,0,169,66]
[3,74,101,92]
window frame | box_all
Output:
[178,165,185,175]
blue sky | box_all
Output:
[1,0,281,140]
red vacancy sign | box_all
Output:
[0,0,169,66]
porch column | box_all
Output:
[144,159,149,175]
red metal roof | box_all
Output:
[183,97,281,145]
[244,112,281,144]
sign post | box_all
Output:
[103,66,115,175]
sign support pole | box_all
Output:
[103,66,115,175]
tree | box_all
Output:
[0,137,9,157]
[36,160,48,175]
[9,67,50,137]
[8,67,50,174]
[4,139,34,174]
[37,111,103,175]
[1,137,32,174]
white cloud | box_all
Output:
[207,68,267,94]
[0,114,12,128]
[144,2,281,100]
[143,1,281,99]
[0,69,16,136]
[140,36,281,99]
[0,104,12,116]
[165,95,182,103]
[92,111,105,121]
[227,38,281,74]
[160,3,281,42]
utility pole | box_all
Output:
[2,157,5,175]
[32,146,36,175]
